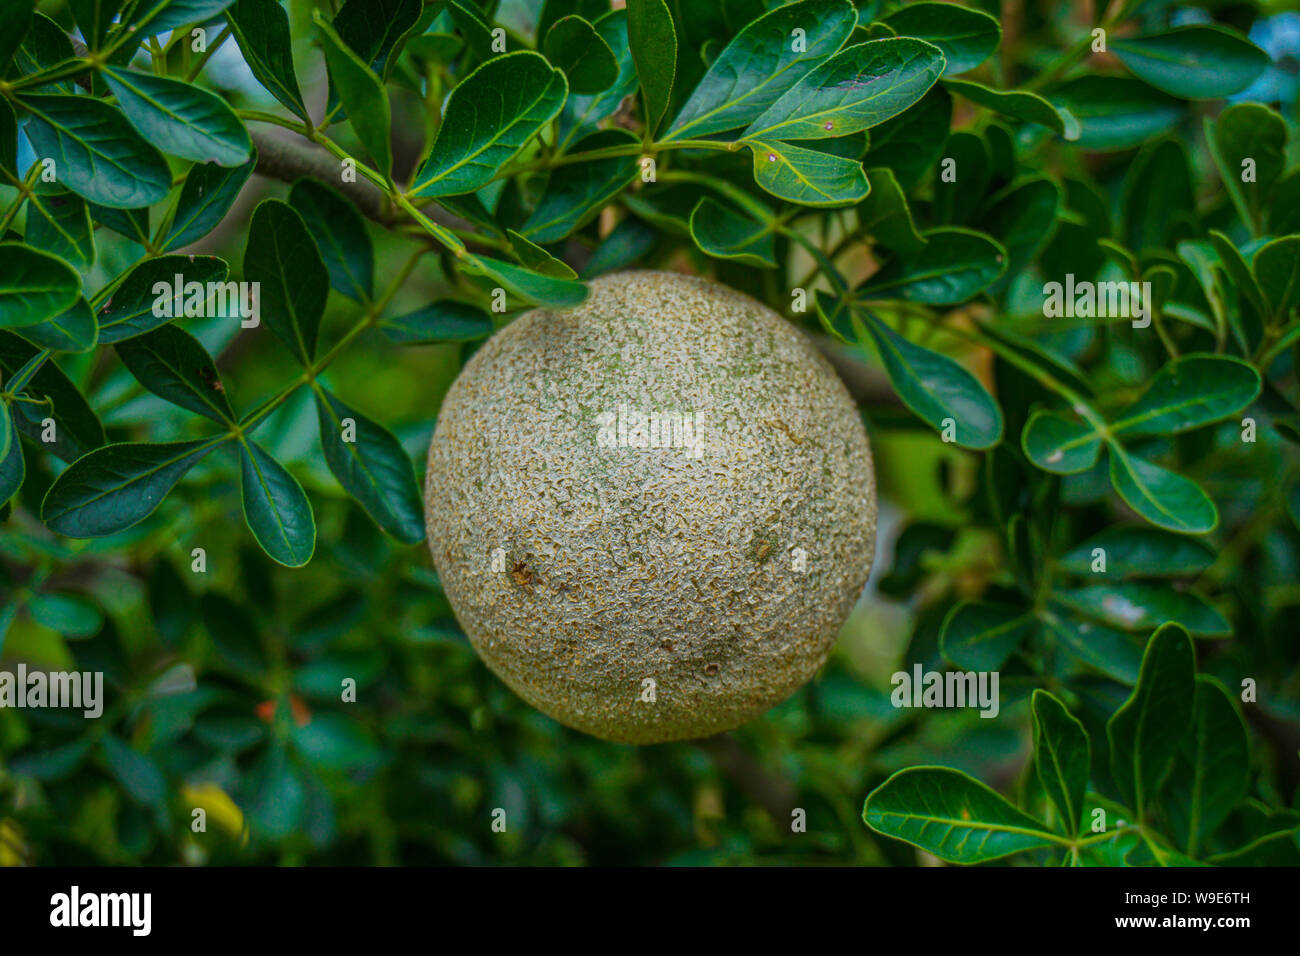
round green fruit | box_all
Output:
[424,271,876,743]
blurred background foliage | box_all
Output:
[2,0,1299,865]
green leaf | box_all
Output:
[506,230,577,278]
[0,331,104,461]
[0,1,34,73]
[743,38,945,142]
[864,766,1058,864]
[1048,77,1180,152]
[331,0,422,78]
[22,299,97,354]
[116,325,235,424]
[1107,622,1196,817]
[1165,675,1249,857]
[289,178,374,303]
[0,409,21,506]
[462,253,588,308]
[17,94,172,208]
[857,166,925,252]
[292,713,382,770]
[1112,26,1269,100]
[0,243,81,329]
[89,202,149,246]
[225,0,310,121]
[313,385,424,544]
[1253,236,1300,318]
[410,52,567,198]
[520,129,639,243]
[1058,526,1214,578]
[942,78,1067,136]
[857,227,1005,304]
[881,2,1000,75]
[1111,354,1261,437]
[1122,138,1195,255]
[161,155,256,251]
[379,301,493,344]
[1031,689,1090,836]
[860,311,1003,449]
[0,399,9,464]
[125,0,236,37]
[248,742,305,838]
[102,66,252,166]
[980,177,1060,281]
[1209,230,1269,320]
[314,11,392,177]
[665,0,857,141]
[28,591,102,637]
[543,15,617,94]
[745,138,868,206]
[688,197,775,267]
[244,199,329,363]
[1206,103,1286,235]
[626,0,676,137]
[558,9,640,149]
[97,255,231,343]
[1041,608,1144,685]
[1108,446,1217,535]
[1057,581,1230,636]
[238,438,316,567]
[939,600,1033,670]
[101,734,166,806]
[25,187,95,271]
[42,438,224,537]
[1022,409,1102,474]
[860,85,951,191]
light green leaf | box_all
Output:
[745,139,868,206]
[864,766,1058,864]
[462,254,588,308]
[665,0,857,141]
[410,52,567,198]
[743,38,946,141]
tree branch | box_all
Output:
[696,732,797,828]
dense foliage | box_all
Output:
[0,0,1298,866]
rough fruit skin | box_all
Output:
[424,271,876,744]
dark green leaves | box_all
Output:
[116,325,235,424]
[1107,623,1196,817]
[1031,690,1090,836]
[520,130,639,243]
[1111,355,1260,437]
[315,11,392,177]
[859,311,1003,449]
[238,439,316,567]
[1254,236,1300,317]
[665,0,857,141]
[689,198,776,268]
[881,2,1001,76]
[42,438,226,537]
[0,244,81,329]
[1165,676,1249,857]
[1049,77,1180,152]
[226,0,310,121]
[379,301,492,344]
[289,179,374,303]
[940,601,1033,670]
[1108,446,1217,535]
[313,386,424,543]
[102,67,252,166]
[162,156,256,251]
[543,15,617,94]
[410,52,567,198]
[857,227,1005,304]
[1112,26,1269,100]
[864,766,1059,864]
[17,95,171,208]
[244,199,329,363]
[97,255,231,343]
[1022,410,1102,474]
[626,0,676,137]
[1206,103,1286,236]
